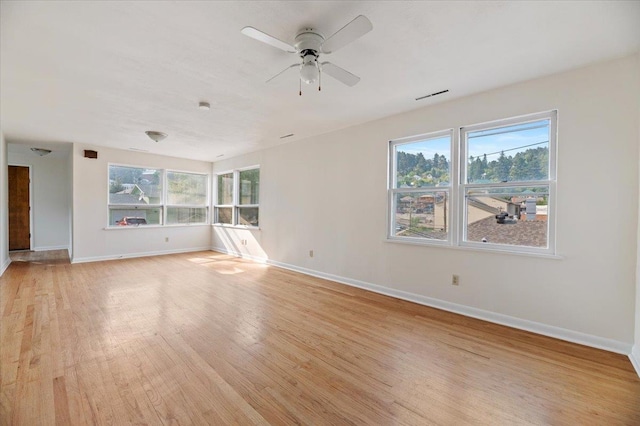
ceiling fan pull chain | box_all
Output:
[299,78,302,96]
[319,67,322,91]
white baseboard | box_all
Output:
[71,246,212,264]
[0,257,11,277]
[631,345,640,378]
[33,245,70,252]
[212,247,632,356]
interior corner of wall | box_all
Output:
[630,344,640,378]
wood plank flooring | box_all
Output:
[1,250,639,425]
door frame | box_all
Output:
[8,163,34,251]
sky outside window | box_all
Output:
[467,120,549,161]
[396,136,451,160]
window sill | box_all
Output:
[104,223,210,230]
[212,224,261,231]
[384,237,563,260]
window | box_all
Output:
[214,167,260,227]
[389,131,452,243]
[109,165,163,226]
[388,111,557,255]
[166,171,208,224]
[108,165,209,227]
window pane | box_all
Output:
[393,191,448,240]
[395,135,450,189]
[109,166,162,205]
[239,169,260,205]
[238,207,259,227]
[466,119,549,183]
[167,172,208,205]
[109,207,162,226]
[167,207,207,224]
[217,173,233,205]
[215,207,232,224]
[465,186,548,248]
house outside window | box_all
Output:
[388,111,557,255]
[109,165,163,226]
[214,167,260,227]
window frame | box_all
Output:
[213,165,260,228]
[387,110,558,256]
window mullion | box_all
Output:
[233,170,240,225]
[162,169,167,225]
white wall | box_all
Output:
[8,149,71,251]
[71,144,212,262]
[214,54,640,352]
[0,132,9,275]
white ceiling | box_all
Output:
[1,1,639,161]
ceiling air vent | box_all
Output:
[415,89,449,101]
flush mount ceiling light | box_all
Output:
[30,148,52,156]
[145,131,167,142]
[198,101,211,110]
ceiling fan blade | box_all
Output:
[321,62,360,87]
[266,64,300,83]
[321,15,373,54]
[241,27,296,53]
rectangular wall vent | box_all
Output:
[415,89,449,101]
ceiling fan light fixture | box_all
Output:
[145,131,168,143]
[31,148,52,156]
[300,60,319,85]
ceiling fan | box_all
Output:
[241,15,373,94]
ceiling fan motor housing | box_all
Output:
[294,30,324,57]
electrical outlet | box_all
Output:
[452,274,459,286]
[309,250,314,258]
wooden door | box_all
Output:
[8,166,30,250]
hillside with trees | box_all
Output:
[396,151,450,187]
[397,146,548,186]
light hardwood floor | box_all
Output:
[1,250,639,425]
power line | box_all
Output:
[470,140,548,160]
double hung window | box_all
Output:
[388,111,557,255]
[389,130,452,243]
